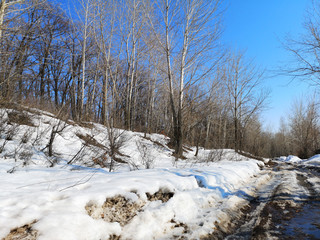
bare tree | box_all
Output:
[269,117,291,157]
[92,0,118,125]
[283,1,320,86]
[203,67,230,149]
[0,0,33,100]
[146,0,222,157]
[0,0,24,39]
[225,52,269,152]
[289,96,320,158]
[72,0,94,121]
[121,0,147,131]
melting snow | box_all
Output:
[0,107,267,239]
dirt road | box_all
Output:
[208,161,320,240]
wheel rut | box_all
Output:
[220,161,320,240]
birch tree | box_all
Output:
[92,0,118,125]
[121,0,146,130]
[74,0,93,121]
[147,0,222,157]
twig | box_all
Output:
[58,170,97,192]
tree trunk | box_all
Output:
[102,67,108,125]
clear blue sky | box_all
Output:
[222,0,314,132]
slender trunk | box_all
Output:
[0,1,5,98]
[126,11,137,131]
[195,128,202,157]
[102,66,108,125]
[80,1,90,121]
[132,73,137,130]
[70,52,77,119]
[175,10,190,157]
[89,63,98,120]
[39,56,48,98]
[223,117,227,147]
[54,77,59,106]
[80,42,86,120]
[205,117,211,149]
[102,30,113,125]
[148,82,155,134]
[164,0,180,157]
[234,117,238,152]
[146,76,156,135]
[0,0,6,40]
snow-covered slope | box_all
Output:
[0,106,266,239]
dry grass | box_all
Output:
[237,150,264,161]
[86,190,174,226]
[86,195,144,226]
[143,136,168,150]
[7,111,35,127]
[3,220,38,240]
[146,190,174,202]
[76,133,105,149]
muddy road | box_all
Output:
[210,161,320,240]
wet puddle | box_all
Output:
[281,201,320,239]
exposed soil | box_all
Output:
[85,190,175,239]
[85,189,174,226]
[2,220,38,240]
[171,219,189,238]
[85,195,145,226]
[146,189,174,202]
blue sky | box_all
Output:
[222,0,313,131]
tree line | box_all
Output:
[0,0,319,159]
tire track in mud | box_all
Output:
[207,161,320,240]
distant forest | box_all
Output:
[0,0,320,159]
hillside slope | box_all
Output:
[0,106,267,239]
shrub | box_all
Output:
[7,111,35,127]
[136,140,154,169]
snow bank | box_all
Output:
[304,154,320,166]
[0,106,265,239]
[281,155,302,164]
[277,154,320,167]
[0,159,263,239]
